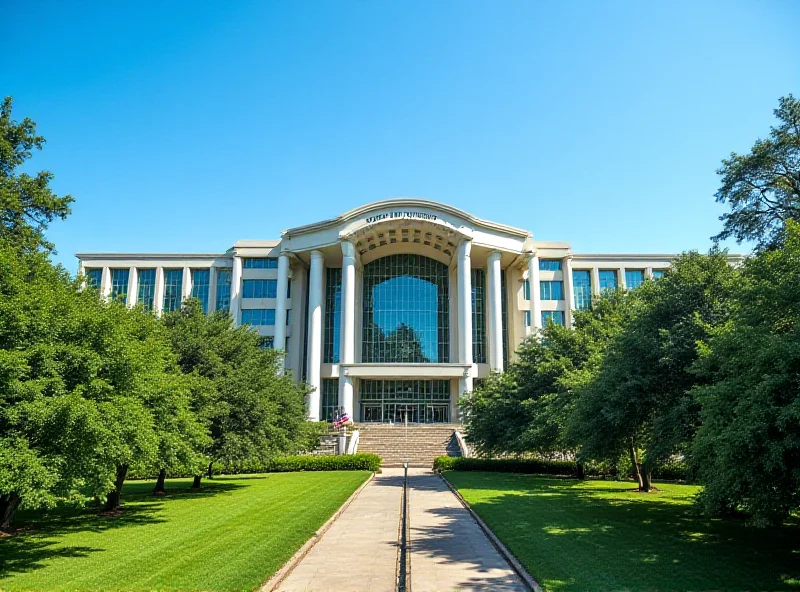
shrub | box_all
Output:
[263,453,381,473]
[652,462,688,481]
[433,456,578,476]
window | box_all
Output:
[540,280,564,300]
[86,268,102,288]
[471,269,487,364]
[137,269,156,310]
[599,270,618,291]
[523,279,531,300]
[242,279,277,298]
[286,309,291,325]
[321,379,339,421]
[652,269,666,279]
[541,311,566,326]
[241,308,275,326]
[539,259,562,271]
[324,268,341,363]
[626,270,645,290]
[242,258,278,269]
[163,269,183,313]
[525,310,531,327]
[501,270,509,368]
[573,270,592,310]
[110,269,129,303]
[215,268,232,312]
[191,269,210,313]
[260,336,275,349]
[360,379,450,423]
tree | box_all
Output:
[714,94,800,250]
[572,252,737,491]
[0,97,74,254]
[692,221,800,526]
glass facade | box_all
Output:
[540,280,564,300]
[599,270,618,291]
[360,379,450,423]
[241,308,275,326]
[324,268,342,363]
[501,270,509,368]
[626,269,645,290]
[524,279,531,300]
[321,378,339,421]
[242,279,277,298]
[573,270,592,310]
[163,269,183,313]
[362,255,449,363]
[137,269,156,310]
[652,269,666,279]
[110,269,129,303]
[525,310,531,327]
[191,269,210,313]
[215,268,232,311]
[243,258,278,269]
[539,259,562,271]
[542,310,566,326]
[471,269,487,364]
[86,268,102,288]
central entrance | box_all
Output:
[360,379,451,423]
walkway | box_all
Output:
[272,468,528,592]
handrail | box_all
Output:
[346,429,360,454]
[454,430,471,458]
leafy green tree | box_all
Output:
[692,221,800,525]
[572,252,737,491]
[714,94,800,250]
[0,97,74,254]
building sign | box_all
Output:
[365,211,439,224]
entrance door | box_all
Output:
[391,403,419,424]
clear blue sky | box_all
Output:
[4,0,799,270]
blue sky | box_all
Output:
[4,1,799,270]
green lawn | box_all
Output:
[0,471,370,592]
[446,472,800,592]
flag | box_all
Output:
[333,411,351,429]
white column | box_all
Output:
[487,251,503,372]
[306,250,325,421]
[208,266,218,313]
[529,254,542,330]
[338,242,356,417]
[154,266,165,316]
[457,240,473,394]
[564,256,574,326]
[591,267,601,296]
[274,253,291,353]
[100,266,111,300]
[128,266,138,307]
[646,266,653,280]
[618,266,627,291]
[182,267,192,303]
[230,256,243,325]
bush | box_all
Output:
[652,462,688,481]
[434,456,578,476]
[263,453,382,473]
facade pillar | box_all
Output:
[182,266,192,302]
[208,266,218,313]
[274,253,291,353]
[619,266,627,290]
[154,266,165,316]
[646,266,653,280]
[487,251,503,372]
[456,240,473,394]
[528,253,542,330]
[128,266,138,307]
[100,266,111,300]
[338,242,356,417]
[306,250,325,421]
[591,267,601,296]
[230,255,243,325]
[564,256,574,326]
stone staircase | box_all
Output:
[355,423,463,467]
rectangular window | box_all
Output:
[321,378,339,421]
[573,270,592,310]
[541,311,566,326]
[539,259,562,271]
[286,309,291,325]
[191,269,210,313]
[242,279,277,298]
[501,270,509,368]
[110,269,129,303]
[324,268,342,363]
[137,269,156,310]
[242,258,278,269]
[625,269,645,290]
[215,268,232,312]
[241,308,276,326]
[163,269,183,313]
[652,269,666,280]
[86,268,102,288]
[540,280,564,300]
[599,270,618,291]
[525,310,531,327]
[524,279,531,300]
[471,269,487,364]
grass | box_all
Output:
[0,471,370,592]
[446,472,800,592]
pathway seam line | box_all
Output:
[438,472,543,592]
[260,471,376,592]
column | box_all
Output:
[618,266,627,291]
[487,251,503,372]
[100,266,111,300]
[338,242,356,417]
[457,240,473,394]
[592,267,601,296]
[182,266,192,302]
[154,266,165,316]
[208,266,218,313]
[274,253,291,353]
[646,266,653,280]
[230,255,243,326]
[564,256,574,326]
[306,250,325,421]
[528,254,542,330]
[128,266,138,307]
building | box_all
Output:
[77,198,681,424]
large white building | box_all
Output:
[77,198,680,424]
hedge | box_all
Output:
[263,453,382,473]
[433,456,578,476]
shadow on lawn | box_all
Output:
[0,480,247,580]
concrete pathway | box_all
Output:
[275,469,403,592]
[407,469,528,592]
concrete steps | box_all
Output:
[356,423,462,467]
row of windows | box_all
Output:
[242,279,291,299]
[240,308,291,326]
[524,310,567,327]
[524,280,564,301]
[242,257,278,269]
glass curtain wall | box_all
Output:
[323,268,342,363]
[573,270,592,310]
[320,378,339,421]
[163,269,183,313]
[471,269,487,364]
[215,268,232,311]
[360,379,450,423]
[191,269,210,312]
[110,269,129,303]
[137,269,156,310]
